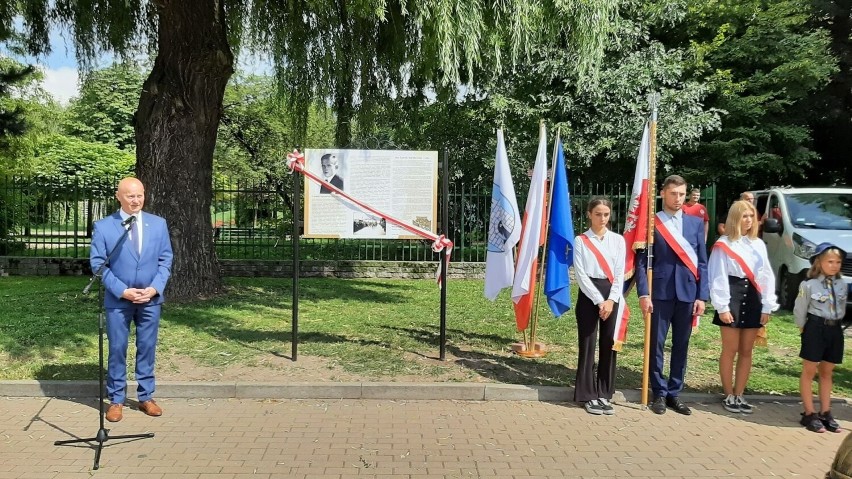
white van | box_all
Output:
[752,187,852,310]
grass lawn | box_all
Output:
[0,276,848,398]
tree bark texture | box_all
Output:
[135,0,233,300]
[333,0,354,148]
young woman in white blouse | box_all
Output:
[572,196,626,415]
[708,200,778,414]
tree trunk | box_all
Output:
[135,0,233,300]
[334,0,354,148]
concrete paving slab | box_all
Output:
[0,396,847,478]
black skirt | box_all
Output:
[712,275,763,329]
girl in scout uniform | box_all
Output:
[794,242,847,433]
[708,200,778,414]
[572,196,626,415]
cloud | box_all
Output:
[40,66,79,105]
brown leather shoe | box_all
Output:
[138,400,162,417]
[105,403,123,422]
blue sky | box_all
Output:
[4,24,272,105]
[6,26,88,104]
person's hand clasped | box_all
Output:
[719,311,734,324]
[122,287,157,304]
[599,299,614,320]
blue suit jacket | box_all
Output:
[636,213,709,302]
[90,211,173,308]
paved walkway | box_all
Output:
[1,393,847,478]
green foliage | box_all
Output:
[363,0,722,190]
[65,62,145,151]
[0,56,61,174]
[215,74,335,181]
[236,0,618,145]
[30,134,135,195]
[668,0,838,192]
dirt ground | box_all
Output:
[154,349,497,384]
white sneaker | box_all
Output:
[599,398,615,415]
[736,395,753,414]
[723,394,740,413]
[584,399,605,415]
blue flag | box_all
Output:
[544,140,574,317]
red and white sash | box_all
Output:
[655,211,699,279]
[655,211,701,327]
[579,235,630,350]
[712,241,762,294]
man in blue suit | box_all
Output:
[90,177,173,422]
[636,174,709,415]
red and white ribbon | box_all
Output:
[286,150,453,283]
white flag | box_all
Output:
[484,129,522,300]
[512,123,548,330]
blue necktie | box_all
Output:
[130,219,140,254]
[827,278,837,319]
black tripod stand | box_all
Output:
[54,216,153,470]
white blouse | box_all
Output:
[572,229,626,305]
[708,235,779,314]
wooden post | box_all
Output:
[641,94,660,406]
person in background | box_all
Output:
[708,200,777,414]
[794,243,847,433]
[572,196,626,415]
[718,191,756,236]
[682,187,709,241]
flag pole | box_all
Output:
[641,93,660,406]
[523,125,559,357]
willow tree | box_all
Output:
[6,0,617,299]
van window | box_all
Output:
[785,193,852,230]
[755,194,769,218]
[768,195,783,221]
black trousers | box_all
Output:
[574,278,619,402]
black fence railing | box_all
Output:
[0,176,717,262]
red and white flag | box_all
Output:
[511,123,548,332]
[613,122,651,350]
[623,122,650,280]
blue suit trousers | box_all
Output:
[106,304,161,404]
[650,299,694,398]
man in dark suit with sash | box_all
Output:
[636,174,709,415]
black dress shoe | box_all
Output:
[650,396,666,415]
[666,396,692,415]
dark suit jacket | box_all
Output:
[320,175,344,194]
[636,213,709,302]
[90,211,174,308]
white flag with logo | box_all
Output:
[484,129,522,300]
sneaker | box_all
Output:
[723,394,740,413]
[735,395,753,414]
[599,398,615,415]
[819,411,843,433]
[800,412,827,433]
[584,399,605,415]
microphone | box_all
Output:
[122,215,137,227]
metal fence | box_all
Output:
[0,176,717,262]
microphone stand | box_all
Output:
[54,216,154,470]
